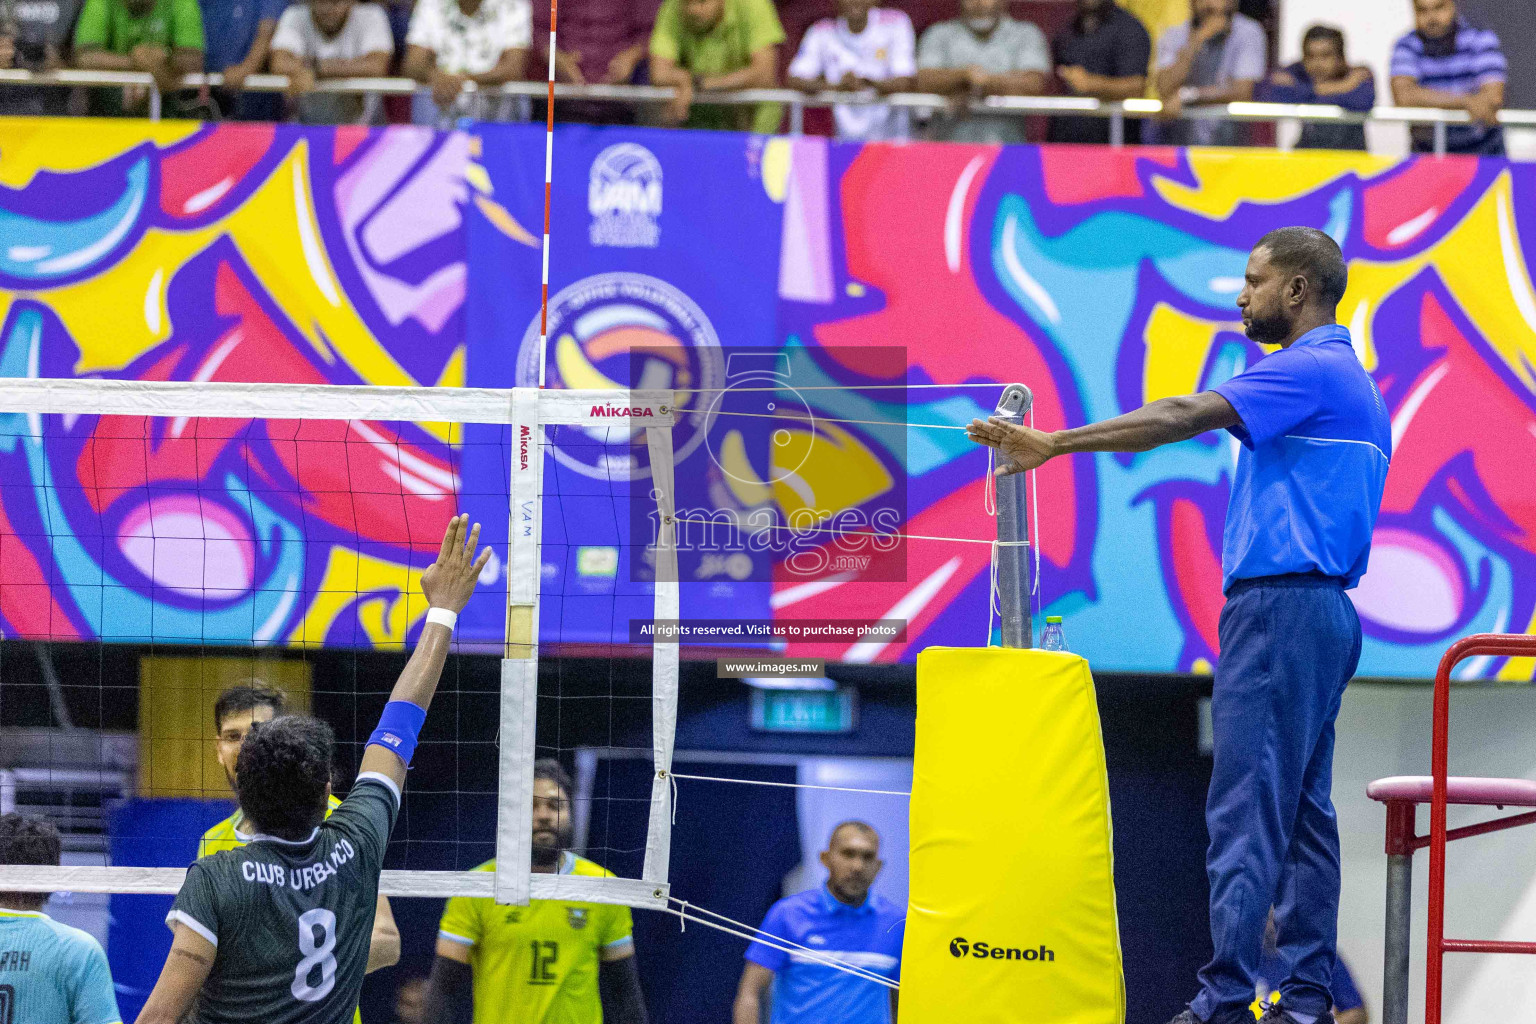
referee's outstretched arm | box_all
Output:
[968,390,1241,474]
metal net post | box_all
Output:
[993,383,1034,648]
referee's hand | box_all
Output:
[422,514,492,612]
[967,416,1058,476]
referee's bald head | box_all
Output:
[1254,227,1348,312]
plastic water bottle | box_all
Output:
[1040,615,1068,652]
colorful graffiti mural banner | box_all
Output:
[0,119,485,647]
[3,119,1535,678]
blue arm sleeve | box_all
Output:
[743,902,789,973]
[368,699,427,766]
[1212,346,1323,447]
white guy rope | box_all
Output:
[0,379,674,426]
[664,900,899,990]
[673,383,1006,393]
[703,408,970,431]
[668,772,910,797]
[1029,404,1041,601]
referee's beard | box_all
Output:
[1244,305,1292,345]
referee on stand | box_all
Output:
[968,227,1390,1024]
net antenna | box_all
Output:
[992,383,1033,649]
[0,378,678,912]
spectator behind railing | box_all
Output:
[648,0,784,132]
[1151,0,1264,146]
[0,0,83,114]
[533,0,658,125]
[73,0,205,114]
[403,0,530,126]
[200,0,284,118]
[1051,0,1151,145]
[913,0,1048,144]
[1258,25,1373,152]
[1120,0,1186,52]
[270,0,392,122]
[785,0,915,142]
[1390,0,1505,156]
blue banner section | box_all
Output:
[464,126,787,644]
[107,798,234,1023]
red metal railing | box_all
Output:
[1425,632,1536,1024]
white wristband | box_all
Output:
[425,607,458,632]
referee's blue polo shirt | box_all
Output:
[1212,324,1392,593]
[744,886,905,1024]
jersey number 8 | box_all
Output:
[292,909,339,1002]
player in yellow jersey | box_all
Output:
[423,759,649,1024]
[198,685,401,983]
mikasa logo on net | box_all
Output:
[948,937,1055,963]
[589,405,655,418]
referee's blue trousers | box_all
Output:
[1190,575,1363,1023]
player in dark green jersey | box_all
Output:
[134,514,491,1024]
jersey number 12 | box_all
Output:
[529,940,559,984]
[292,909,339,1002]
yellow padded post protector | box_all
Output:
[902,646,1124,1024]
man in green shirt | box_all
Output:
[649,0,784,133]
[74,0,204,113]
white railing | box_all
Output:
[0,68,1526,155]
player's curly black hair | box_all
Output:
[0,812,61,867]
[236,715,335,841]
[0,812,61,910]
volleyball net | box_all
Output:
[0,377,677,911]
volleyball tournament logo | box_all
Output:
[588,143,662,248]
[518,272,722,485]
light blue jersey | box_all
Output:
[0,908,122,1024]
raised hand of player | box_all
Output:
[421,514,492,613]
[967,416,1058,476]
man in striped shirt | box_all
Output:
[1389,0,1506,155]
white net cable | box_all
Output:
[667,773,911,797]
[664,899,900,989]
[0,379,677,910]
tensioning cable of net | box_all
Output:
[664,899,900,989]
